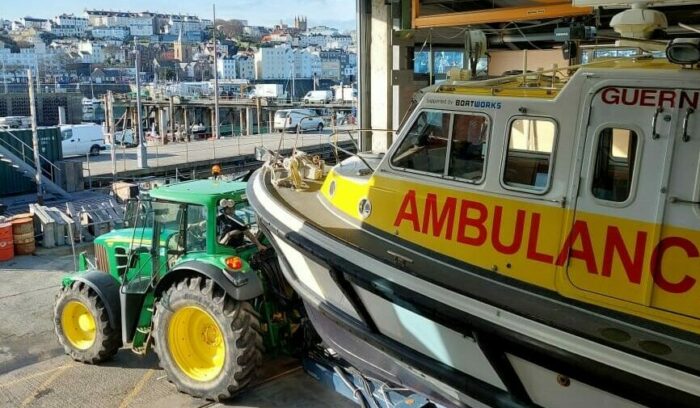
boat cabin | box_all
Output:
[322,55,700,335]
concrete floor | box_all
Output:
[0,252,356,408]
[68,128,355,177]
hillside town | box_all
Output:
[0,10,357,91]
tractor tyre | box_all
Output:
[53,281,121,363]
[153,277,263,401]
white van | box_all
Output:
[273,109,324,132]
[60,124,106,157]
[303,90,333,104]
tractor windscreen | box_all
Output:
[153,201,207,256]
[233,201,257,233]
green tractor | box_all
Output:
[53,179,298,400]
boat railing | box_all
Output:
[438,55,642,94]
[328,128,395,172]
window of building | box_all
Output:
[503,118,557,192]
[447,114,489,182]
[591,128,638,202]
[391,111,449,175]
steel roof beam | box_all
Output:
[412,1,592,28]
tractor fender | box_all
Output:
[155,261,264,301]
[70,271,121,330]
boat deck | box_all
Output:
[266,176,364,246]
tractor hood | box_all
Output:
[95,228,173,249]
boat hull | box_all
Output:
[247,169,700,408]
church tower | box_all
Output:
[294,16,307,31]
[174,31,192,62]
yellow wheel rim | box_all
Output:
[167,306,225,382]
[61,300,96,350]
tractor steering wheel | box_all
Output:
[186,224,206,249]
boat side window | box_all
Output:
[448,113,489,182]
[503,118,557,192]
[591,128,638,203]
[391,111,449,175]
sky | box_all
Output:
[0,0,357,30]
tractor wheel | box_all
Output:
[153,277,263,401]
[53,281,121,363]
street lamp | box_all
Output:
[212,5,220,141]
[133,47,148,169]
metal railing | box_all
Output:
[79,115,357,182]
[0,129,62,183]
[327,128,395,172]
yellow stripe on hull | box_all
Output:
[321,170,700,335]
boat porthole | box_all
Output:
[600,327,631,343]
[638,340,672,356]
[328,180,336,198]
[358,198,372,219]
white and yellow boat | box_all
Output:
[248,39,700,407]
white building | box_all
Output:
[298,34,326,48]
[124,16,155,37]
[0,42,62,82]
[91,26,129,41]
[254,46,292,80]
[298,33,353,50]
[235,55,255,80]
[165,15,210,35]
[85,11,109,27]
[327,34,353,50]
[11,21,25,31]
[293,49,322,79]
[216,56,237,80]
[20,17,48,30]
[77,41,105,64]
[84,11,154,37]
[253,46,321,80]
[48,14,88,38]
[0,48,38,80]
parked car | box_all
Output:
[60,124,106,157]
[303,90,333,104]
[273,109,324,132]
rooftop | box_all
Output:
[435,56,694,100]
[148,179,248,205]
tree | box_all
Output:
[39,32,57,45]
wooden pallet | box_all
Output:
[29,204,74,248]
[66,197,124,242]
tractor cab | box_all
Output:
[56,179,297,400]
